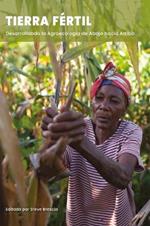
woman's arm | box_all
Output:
[39,108,86,180]
[49,111,139,189]
[72,136,137,189]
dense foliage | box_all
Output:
[0,41,149,225]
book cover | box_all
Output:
[0,1,150,226]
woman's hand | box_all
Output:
[47,110,86,146]
[36,137,69,180]
[41,94,86,149]
[41,107,58,139]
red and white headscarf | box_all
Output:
[90,62,131,103]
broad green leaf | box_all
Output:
[62,42,102,63]
[88,61,100,80]
[25,0,38,16]
[0,10,16,16]
[84,50,101,96]
[15,0,24,14]
[125,41,140,86]
[84,51,101,80]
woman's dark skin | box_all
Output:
[42,85,137,189]
[92,84,127,144]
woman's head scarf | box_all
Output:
[90,62,131,104]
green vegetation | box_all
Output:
[0,41,150,225]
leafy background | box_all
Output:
[0,41,150,225]
[1,0,150,41]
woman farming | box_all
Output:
[41,62,144,226]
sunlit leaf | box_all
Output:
[62,42,102,63]
[125,41,140,87]
[25,0,38,16]
[27,171,38,225]
[47,41,62,105]
[15,0,24,14]
[83,50,101,97]
[35,180,53,226]
[3,180,20,226]
[34,41,40,67]
[27,172,38,207]
[84,51,101,80]
[47,41,62,81]
[0,91,29,225]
